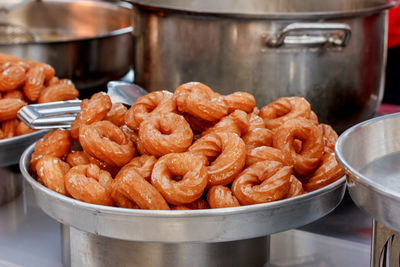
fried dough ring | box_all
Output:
[188,131,246,187]
[0,63,26,92]
[105,103,128,127]
[112,164,170,210]
[0,98,27,121]
[125,90,174,131]
[243,128,273,150]
[70,92,112,139]
[259,97,311,130]
[202,110,249,137]
[223,92,256,113]
[151,152,208,205]
[273,118,324,176]
[138,112,193,157]
[36,155,70,196]
[37,82,79,103]
[246,146,292,167]
[31,129,72,173]
[207,185,240,208]
[23,65,45,102]
[319,123,338,152]
[286,175,304,198]
[124,154,157,182]
[65,164,114,206]
[304,152,344,192]
[79,121,136,167]
[232,161,292,205]
[171,199,210,210]
[15,120,36,136]
[175,82,228,121]
[1,119,18,138]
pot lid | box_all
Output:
[128,0,398,18]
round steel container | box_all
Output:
[0,0,134,90]
[129,0,397,133]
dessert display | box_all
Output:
[0,53,79,139]
[30,82,344,210]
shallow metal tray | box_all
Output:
[0,130,48,167]
[336,113,400,232]
[21,143,346,243]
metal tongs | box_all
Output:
[17,81,147,129]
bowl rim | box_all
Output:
[335,112,400,202]
[20,142,346,218]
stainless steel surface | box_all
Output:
[0,165,22,205]
[0,184,371,267]
[20,143,346,243]
[336,113,400,232]
[371,220,400,267]
[132,5,389,133]
[128,0,397,18]
[0,130,47,167]
[17,81,146,129]
[62,225,269,267]
[0,0,133,89]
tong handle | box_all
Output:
[17,100,81,129]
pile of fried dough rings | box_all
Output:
[0,53,79,139]
[30,82,344,210]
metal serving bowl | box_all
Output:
[336,113,400,232]
[0,130,48,205]
[20,143,346,243]
[0,0,133,90]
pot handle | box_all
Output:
[267,22,351,48]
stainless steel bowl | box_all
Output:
[0,130,48,168]
[336,113,400,232]
[20,143,346,243]
[0,0,133,90]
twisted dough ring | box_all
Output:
[319,123,338,152]
[207,185,240,209]
[65,164,114,206]
[70,92,112,139]
[286,175,304,198]
[151,152,208,205]
[246,146,292,167]
[242,113,273,150]
[31,129,72,173]
[232,161,292,205]
[222,91,256,113]
[105,103,128,127]
[304,152,344,192]
[202,110,249,137]
[175,82,228,122]
[273,118,324,176]
[138,112,193,157]
[188,131,246,187]
[171,199,210,210]
[112,164,170,210]
[259,97,311,130]
[79,120,136,167]
[36,155,70,196]
[125,90,175,131]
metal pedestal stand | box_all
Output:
[371,220,400,267]
[61,225,269,267]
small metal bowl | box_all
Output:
[336,112,400,232]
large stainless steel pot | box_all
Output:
[129,0,397,133]
[0,0,133,90]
